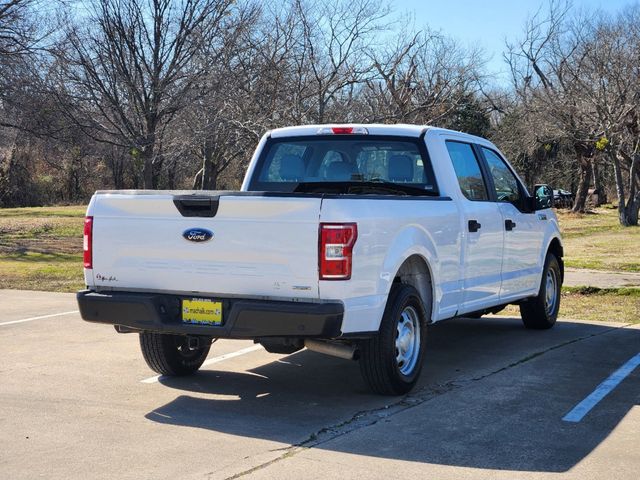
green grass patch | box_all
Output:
[498,287,640,324]
[1,251,81,263]
[0,254,84,292]
[0,218,84,241]
[0,209,84,259]
[0,206,86,218]
[0,220,83,239]
[557,206,627,238]
[557,207,640,272]
[562,286,640,297]
[0,205,86,292]
[565,259,640,272]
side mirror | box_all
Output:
[534,184,553,210]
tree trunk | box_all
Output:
[611,152,628,225]
[109,154,125,189]
[152,153,163,188]
[192,168,204,189]
[625,193,640,226]
[64,151,82,202]
[163,157,177,189]
[572,157,592,213]
[623,153,639,226]
[202,165,218,190]
[317,92,326,124]
[199,143,219,190]
[591,159,606,206]
[141,147,154,189]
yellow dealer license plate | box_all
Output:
[182,298,223,326]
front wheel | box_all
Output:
[520,253,562,329]
[139,333,211,376]
[359,284,428,395]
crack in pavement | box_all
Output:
[465,323,628,383]
[219,322,631,480]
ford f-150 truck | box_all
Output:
[77,124,563,395]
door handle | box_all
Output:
[505,219,516,231]
[468,219,481,232]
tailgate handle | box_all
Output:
[173,196,220,217]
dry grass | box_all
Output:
[498,287,640,324]
[0,205,86,218]
[557,207,640,272]
[0,252,84,292]
[0,206,86,292]
[0,217,83,254]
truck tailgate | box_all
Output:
[88,193,321,299]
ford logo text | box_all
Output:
[183,228,214,243]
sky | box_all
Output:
[393,0,633,85]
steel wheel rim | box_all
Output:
[545,269,557,315]
[395,306,421,376]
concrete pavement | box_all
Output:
[0,290,638,480]
[564,267,640,288]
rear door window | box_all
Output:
[445,141,489,201]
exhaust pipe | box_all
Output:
[187,336,200,350]
[305,340,359,360]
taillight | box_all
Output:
[83,216,93,269]
[319,223,357,280]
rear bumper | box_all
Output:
[76,290,343,339]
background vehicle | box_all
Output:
[78,124,563,395]
[554,189,574,208]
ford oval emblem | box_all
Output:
[183,228,213,243]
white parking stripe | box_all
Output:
[562,352,640,423]
[141,344,263,384]
[0,310,79,327]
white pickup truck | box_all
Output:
[77,124,563,395]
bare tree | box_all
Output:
[174,0,396,190]
[0,0,55,127]
[571,7,640,224]
[148,1,259,191]
[505,1,601,213]
[55,0,238,188]
[293,0,390,123]
[3,0,640,213]
[0,0,64,206]
[363,28,485,128]
[507,2,640,223]
[0,0,42,57]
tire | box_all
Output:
[359,284,429,395]
[520,253,562,330]
[139,332,211,376]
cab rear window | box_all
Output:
[248,136,437,194]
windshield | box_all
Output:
[247,136,438,195]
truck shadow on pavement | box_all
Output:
[146,317,640,472]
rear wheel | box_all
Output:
[359,284,428,395]
[520,253,562,329]
[139,333,211,376]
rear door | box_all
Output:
[444,141,504,312]
[90,193,321,299]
